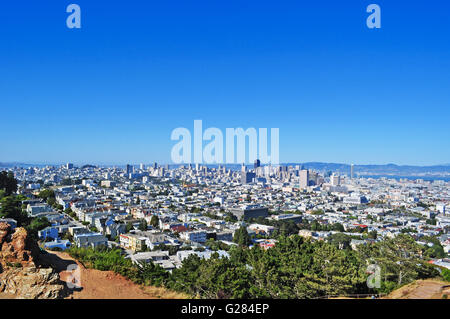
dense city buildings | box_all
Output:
[1,161,449,274]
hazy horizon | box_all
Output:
[2,160,450,167]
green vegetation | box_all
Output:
[27,217,51,239]
[67,234,442,299]
[36,188,63,211]
[0,171,18,196]
[233,226,252,246]
[224,212,238,223]
[248,216,300,237]
[0,195,29,226]
[65,207,76,219]
[417,202,430,209]
[357,234,439,293]
[126,221,134,232]
[421,236,446,259]
[328,232,352,249]
[0,174,51,239]
[138,219,148,231]
[368,230,378,239]
[206,238,230,251]
[442,268,450,282]
[150,215,159,228]
[66,246,168,286]
[310,209,324,215]
[37,188,55,202]
[0,199,49,239]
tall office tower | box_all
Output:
[299,169,309,189]
[331,174,341,186]
[256,166,263,177]
[241,163,246,172]
[195,163,199,171]
[66,163,74,169]
[350,164,354,179]
[254,159,261,169]
[126,164,133,174]
[264,165,271,177]
[140,163,145,170]
[153,162,158,169]
[309,171,318,186]
[165,164,169,170]
[241,171,256,184]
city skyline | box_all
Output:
[2,160,450,167]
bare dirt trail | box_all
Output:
[40,250,187,299]
[384,279,450,299]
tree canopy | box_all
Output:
[233,226,252,247]
[66,233,442,299]
[0,171,18,196]
[150,215,159,228]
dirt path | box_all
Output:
[384,279,450,299]
[40,250,186,299]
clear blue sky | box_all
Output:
[0,0,449,166]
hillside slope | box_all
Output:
[39,250,188,299]
[384,279,450,299]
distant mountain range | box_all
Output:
[285,162,450,177]
[0,162,33,167]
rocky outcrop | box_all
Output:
[0,224,35,267]
[0,222,65,299]
[0,223,9,244]
[0,265,64,299]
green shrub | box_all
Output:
[442,268,450,282]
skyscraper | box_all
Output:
[241,172,256,184]
[299,170,309,189]
[126,164,133,174]
[254,159,261,169]
[350,164,354,179]
[331,174,340,186]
